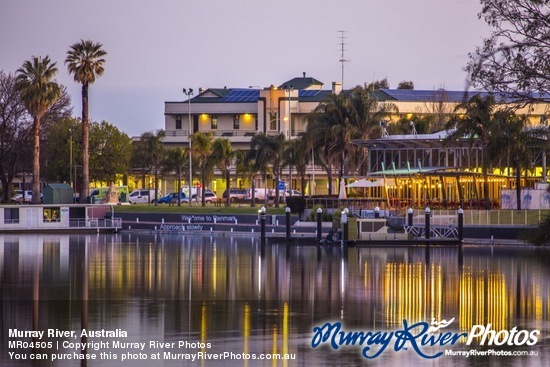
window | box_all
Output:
[233,115,240,130]
[269,112,277,131]
[211,115,218,129]
[43,207,60,222]
[175,116,182,129]
[4,208,19,224]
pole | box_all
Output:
[342,208,349,243]
[316,207,322,242]
[425,207,431,240]
[285,206,291,242]
[260,206,266,243]
[458,207,464,241]
[407,207,413,226]
[183,88,194,207]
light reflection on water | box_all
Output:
[0,234,549,366]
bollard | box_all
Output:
[457,208,464,241]
[316,207,323,242]
[285,207,291,241]
[407,208,413,227]
[425,207,431,240]
[260,206,266,241]
[342,208,349,243]
[374,206,380,218]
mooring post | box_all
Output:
[260,206,266,243]
[407,207,414,227]
[342,207,349,243]
[457,207,464,241]
[316,207,323,242]
[425,207,431,240]
[285,206,291,242]
[374,206,380,219]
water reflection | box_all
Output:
[1,234,549,366]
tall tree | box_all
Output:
[162,147,187,206]
[0,71,31,202]
[466,0,549,103]
[446,95,499,209]
[235,150,257,206]
[249,133,286,207]
[212,138,235,207]
[65,39,106,203]
[191,132,215,206]
[15,56,61,203]
[89,121,132,185]
[140,129,165,205]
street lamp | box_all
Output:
[283,85,293,194]
[183,88,194,206]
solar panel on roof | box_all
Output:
[222,89,259,102]
[299,90,320,97]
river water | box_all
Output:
[1,233,549,366]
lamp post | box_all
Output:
[183,88,194,207]
[283,85,293,194]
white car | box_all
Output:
[12,190,33,203]
[286,189,302,197]
[128,189,162,204]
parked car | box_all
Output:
[158,192,188,204]
[222,188,248,202]
[11,190,33,203]
[128,189,162,204]
[192,191,219,204]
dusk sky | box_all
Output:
[0,0,490,137]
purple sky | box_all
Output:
[0,0,489,137]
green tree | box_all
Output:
[249,133,286,207]
[162,146,187,206]
[235,150,257,205]
[65,39,107,203]
[140,130,165,205]
[212,138,235,207]
[0,71,31,201]
[42,117,80,184]
[15,56,61,203]
[191,132,215,206]
[446,95,499,209]
[89,121,132,184]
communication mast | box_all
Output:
[338,30,350,90]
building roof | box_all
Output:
[279,76,323,90]
[190,88,259,103]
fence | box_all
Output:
[405,209,549,226]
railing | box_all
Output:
[69,218,122,229]
[403,209,549,226]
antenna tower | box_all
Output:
[338,30,350,90]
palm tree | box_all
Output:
[249,133,286,207]
[212,138,235,207]
[191,132,215,206]
[162,147,187,206]
[65,39,106,203]
[446,95,498,210]
[15,56,61,204]
[235,150,257,206]
[141,130,165,205]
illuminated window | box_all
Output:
[43,208,60,222]
[211,115,218,129]
[233,115,240,130]
[175,116,182,129]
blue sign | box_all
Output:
[278,180,285,190]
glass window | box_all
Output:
[211,115,218,130]
[233,115,240,130]
[269,113,277,131]
[43,208,60,222]
[4,208,19,224]
[176,116,182,129]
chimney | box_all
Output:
[303,72,306,78]
[199,87,204,93]
[332,82,342,95]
